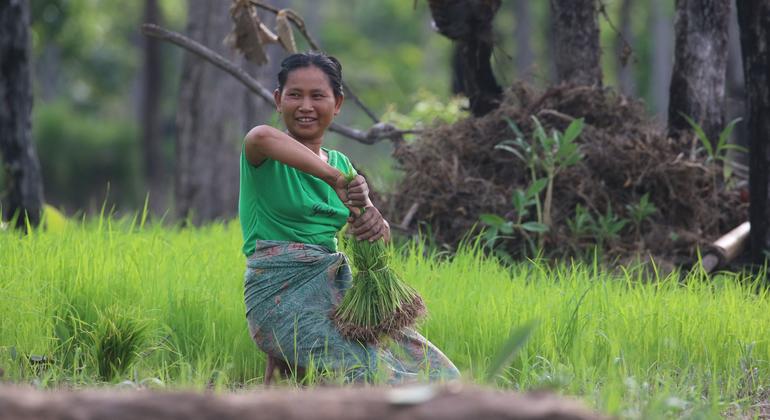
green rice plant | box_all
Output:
[333,171,425,343]
[92,307,150,381]
[5,212,770,416]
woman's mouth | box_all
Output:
[296,117,317,123]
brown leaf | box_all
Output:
[226,0,268,65]
[276,9,297,53]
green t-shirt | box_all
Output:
[238,144,354,256]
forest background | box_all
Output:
[9,0,730,218]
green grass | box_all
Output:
[1,215,769,418]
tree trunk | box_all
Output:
[667,0,730,143]
[650,0,673,116]
[513,0,534,83]
[615,0,636,96]
[141,0,167,214]
[175,0,247,224]
[0,0,44,228]
[549,0,602,86]
[428,0,503,117]
[736,0,770,265]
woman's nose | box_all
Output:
[299,97,312,111]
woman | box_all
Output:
[239,52,459,384]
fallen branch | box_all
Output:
[141,24,406,146]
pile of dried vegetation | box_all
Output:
[385,83,747,267]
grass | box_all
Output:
[1,214,770,418]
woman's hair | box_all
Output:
[277,51,344,98]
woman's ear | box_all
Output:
[334,94,344,115]
[273,89,282,112]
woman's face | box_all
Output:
[274,66,343,143]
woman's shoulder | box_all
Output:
[323,148,354,172]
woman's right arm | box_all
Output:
[244,125,352,210]
[245,125,343,187]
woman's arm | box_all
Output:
[244,125,343,188]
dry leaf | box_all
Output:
[276,9,297,53]
[226,0,268,65]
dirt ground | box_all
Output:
[0,384,606,420]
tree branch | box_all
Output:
[248,0,381,124]
[141,24,405,146]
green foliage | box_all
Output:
[681,115,746,182]
[481,117,583,258]
[381,89,469,134]
[33,101,141,210]
[625,193,658,237]
[593,204,628,248]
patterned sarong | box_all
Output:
[244,240,460,383]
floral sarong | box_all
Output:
[244,240,460,383]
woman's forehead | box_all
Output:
[284,66,332,90]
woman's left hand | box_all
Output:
[348,206,390,242]
[346,175,371,208]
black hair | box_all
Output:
[277,51,344,98]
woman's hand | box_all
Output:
[331,171,360,217]
[348,206,390,242]
[346,174,371,208]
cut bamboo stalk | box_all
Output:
[701,221,750,273]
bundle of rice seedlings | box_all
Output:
[332,173,426,344]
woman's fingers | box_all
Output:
[351,207,387,241]
[345,175,370,207]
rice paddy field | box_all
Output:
[2,214,770,419]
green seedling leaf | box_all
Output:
[486,320,538,382]
[495,144,526,161]
[480,213,506,228]
[716,118,742,153]
[680,113,713,158]
[562,118,585,144]
[512,190,528,214]
[504,117,524,139]
[526,178,548,199]
[499,221,514,235]
[521,222,549,233]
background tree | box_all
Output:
[0,0,45,228]
[175,0,250,224]
[667,0,730,143]
[736,0,770,264]
[141,0,166,214]
[615,0,636,96]
[649,0,674,116]
[549,0,602,86]
[428,0,503,117]
[513,0,534,83]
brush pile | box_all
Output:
[386,83,747,267]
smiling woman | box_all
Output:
[238,51,459,384]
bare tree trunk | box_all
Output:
[429,0,503,117]
[549,0,602,86]
[725,3,748,168]
[615,0,636,96]
[141,0,167,214]
[513,0,534,82]
[667,0,730,143]
[175,0,246,224]
[736,0,770,265]
[0,0,44,228]
[650,0,673,116]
